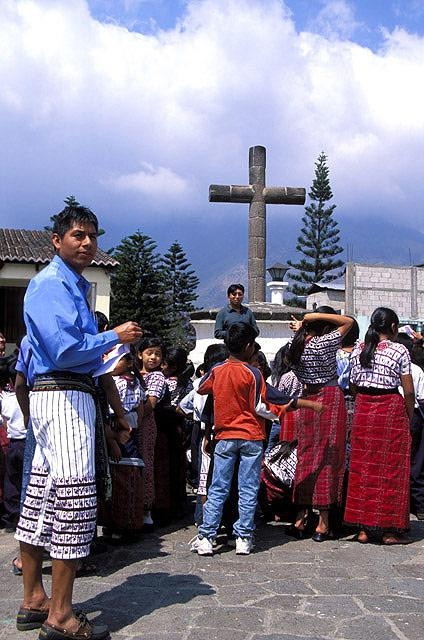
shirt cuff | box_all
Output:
[102,329,120,349]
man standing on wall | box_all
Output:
[214,283,259,340]
[15,202,142,640]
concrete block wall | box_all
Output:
[346,263,424,320]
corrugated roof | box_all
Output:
[0,228,118,268]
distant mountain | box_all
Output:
[194,214,424,308]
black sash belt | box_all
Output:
[356,387,399,396]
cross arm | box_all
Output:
[263,187,306,205]
[209,184,254,203]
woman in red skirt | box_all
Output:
[344,307,415,544]
[287,308,354,542]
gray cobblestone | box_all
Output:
[0,519,423,639]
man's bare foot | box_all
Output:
[46,613,81,634]
[21,595,50,612]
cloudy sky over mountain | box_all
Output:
[1,0,424,302]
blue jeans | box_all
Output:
[265,421,281,454]
[198,439,263,540]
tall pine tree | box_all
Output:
[160,241,199,348]
[110,231,169,337]
[287,152,343,305]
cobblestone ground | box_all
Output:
[1,517,423,640]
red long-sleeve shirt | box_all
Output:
[198,360,288,441]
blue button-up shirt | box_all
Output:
[15,335,35,387]
[24,255,119,375]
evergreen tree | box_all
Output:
[287,152,343,305]
[110,231,169,337]
[160,241,199,348]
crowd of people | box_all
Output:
[0,203,423,640]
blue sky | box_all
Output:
[1,0,424,304]
[86,0,424,48]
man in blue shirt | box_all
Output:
[15,202,142,640]
[214,283,259,340]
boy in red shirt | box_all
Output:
[190,322,322,555]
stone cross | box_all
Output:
[209,145,305,302]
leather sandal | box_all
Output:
[17,607,49,631]
[39,618,110,640]
[17,608,85,632]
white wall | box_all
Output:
[189,318,293,368]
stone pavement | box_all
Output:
[1,518,423,640]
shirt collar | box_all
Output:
[52,254,90,296]
[227,304,246,314]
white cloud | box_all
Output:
[105,162,191,199]
[0,0,424,231]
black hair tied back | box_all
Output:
[360,307,399,368]
[287,325,309,367]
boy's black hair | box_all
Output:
[195,363,205,378]
[52,202,99,239]
[163,347,188,376]
[95,311,109,332]
[204,344,229,372]
[137,336,166,356]
[224,322,257,355]
[227,283,244,296]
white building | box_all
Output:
[0,228,118,352]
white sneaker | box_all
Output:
[189,535,213,555]
[236,537,254,555]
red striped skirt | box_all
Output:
[293,385,347,509]
[280,412,295,441]
[344,393,411,532]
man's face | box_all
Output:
[228,288,244,307]
[0,333,5,352]
[52,222,98,274]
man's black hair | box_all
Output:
[227,283,244,296]
[52,203,99,239]
[224,322,257,355]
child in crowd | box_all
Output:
[191,322,323,556]
[0,357,26,532]
[137,337,169,528]
[178,344,230,525]
[100,346,145,538]
[161,347,194,519]
[108,348,145,460]
[396,333,424,519]
[271,343,303,442]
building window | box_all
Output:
[0,286,26,344]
